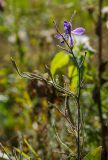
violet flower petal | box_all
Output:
[64,21,69,30]
[61,40,65,44]
[72,27,85,35]
[64,20,72,34]
[68,36,74,47]
[55,33,65,44]
[55,34,62,39]
[55,33,65,39]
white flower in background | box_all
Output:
[102,6,108,29]
[18,29,27,41]
[74,35,95,52]
[8,34,16,43]
[102,6,108,14]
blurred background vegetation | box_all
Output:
[0,0,108,159]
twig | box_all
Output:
[65,96,75,127]
[12,149,18,160]
[76,67,81,160]
[11,58,76,98]
[57,45,71,53]
[48,102,75,130]
[53,20,71,49]
[0,143,12,160]
[53,126,75,156]
[79,52,87,68]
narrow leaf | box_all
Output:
[24,139,42,160]
[15,148,30,160]
[83,146,102,160]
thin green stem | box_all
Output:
[77,67,81,160]
[70,48,79,67]
[70,48,82,160]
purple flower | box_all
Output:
[55,20,85,47]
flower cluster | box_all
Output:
[55,20,85,47]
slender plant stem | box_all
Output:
[77,67,81,160]
[65,96,75,126]
[70,48,81,160]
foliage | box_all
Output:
[83,146,102,160]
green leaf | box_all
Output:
[83,146,102,160]
[50,51,69,77]
[68,65,78,92]
[15,148,30,160]
[24,139,42,160]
